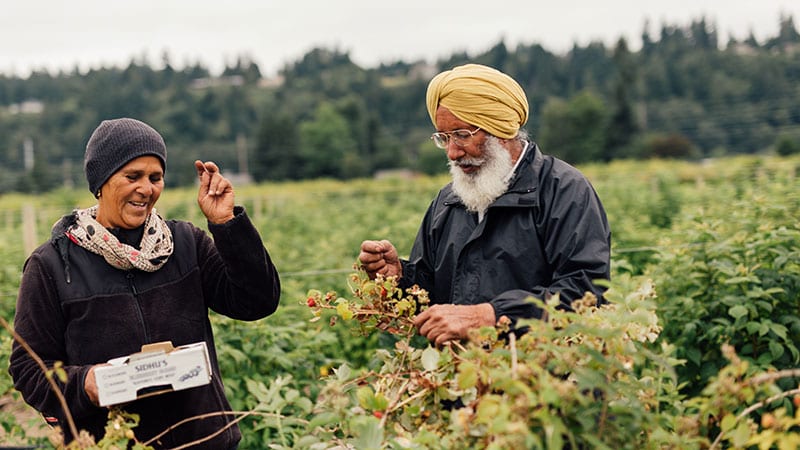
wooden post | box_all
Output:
[22,204,38,255]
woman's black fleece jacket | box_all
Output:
[9,206,280,449]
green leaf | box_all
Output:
[545,420,565,450]
[334,363,352,381]
[731,421,751,447]
[770,323,788,340]
[295,396,314,413]
[245,378,269,403]
[728,304,748,320]
[685,347,701,367]
[540,386,560,405]
[352,416,384,450]
[720,413,736,431]
[769,340,785,359]
[475,396,500,424]
[373,392,389,411]
[337,301,354,320]
[224,347,250,363]
[787,344,800,362]
[457,361,478,390]
[307,412,340,429]
[421,346,440,372]
[724,276,758,285]
[396,299,412,314]
[356,386,374,410]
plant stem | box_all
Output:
[0,316,80,441]
[709,387,800,450]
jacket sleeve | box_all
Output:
[398,199,438,295]
[8,253,100,423]
[490,169,611,325]
[198,206,281,320]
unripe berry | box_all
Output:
[761,413,775,428]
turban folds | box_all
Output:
[426,64,529,139]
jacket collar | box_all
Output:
[442,141,542,208]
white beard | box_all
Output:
[449,136,515,219]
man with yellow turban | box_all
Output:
[359,64,611,344]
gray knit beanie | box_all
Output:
[84,118,167,196]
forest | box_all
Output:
[0,15,799,195]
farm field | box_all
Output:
[0,154,799,448]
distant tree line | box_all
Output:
[0,15,799,193]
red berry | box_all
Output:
[373,411,383,418]
[380,287,388,297]
[307,297,316,307]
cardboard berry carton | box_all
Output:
[94,341,212,407]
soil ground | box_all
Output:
[0,394,51,447]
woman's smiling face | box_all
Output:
[96,155,164,229]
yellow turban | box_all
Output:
[426,64,529,139]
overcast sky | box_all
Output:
[1,0,798,78]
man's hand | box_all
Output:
[359,240,402,279]
[195,160,235,224]
[413,303,496,345]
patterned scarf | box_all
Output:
[66,205,174,272]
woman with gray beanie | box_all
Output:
[9,117,280,449]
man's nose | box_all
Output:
[446,140,465,160]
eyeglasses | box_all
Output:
[430,127,481,149]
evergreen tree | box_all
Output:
[539,91,608,164]
[604,38,639,160]
[253,112,301,181]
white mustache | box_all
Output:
[452,157,486,168]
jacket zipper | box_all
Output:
[126,272,151,342]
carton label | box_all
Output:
[95,341,212,406]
